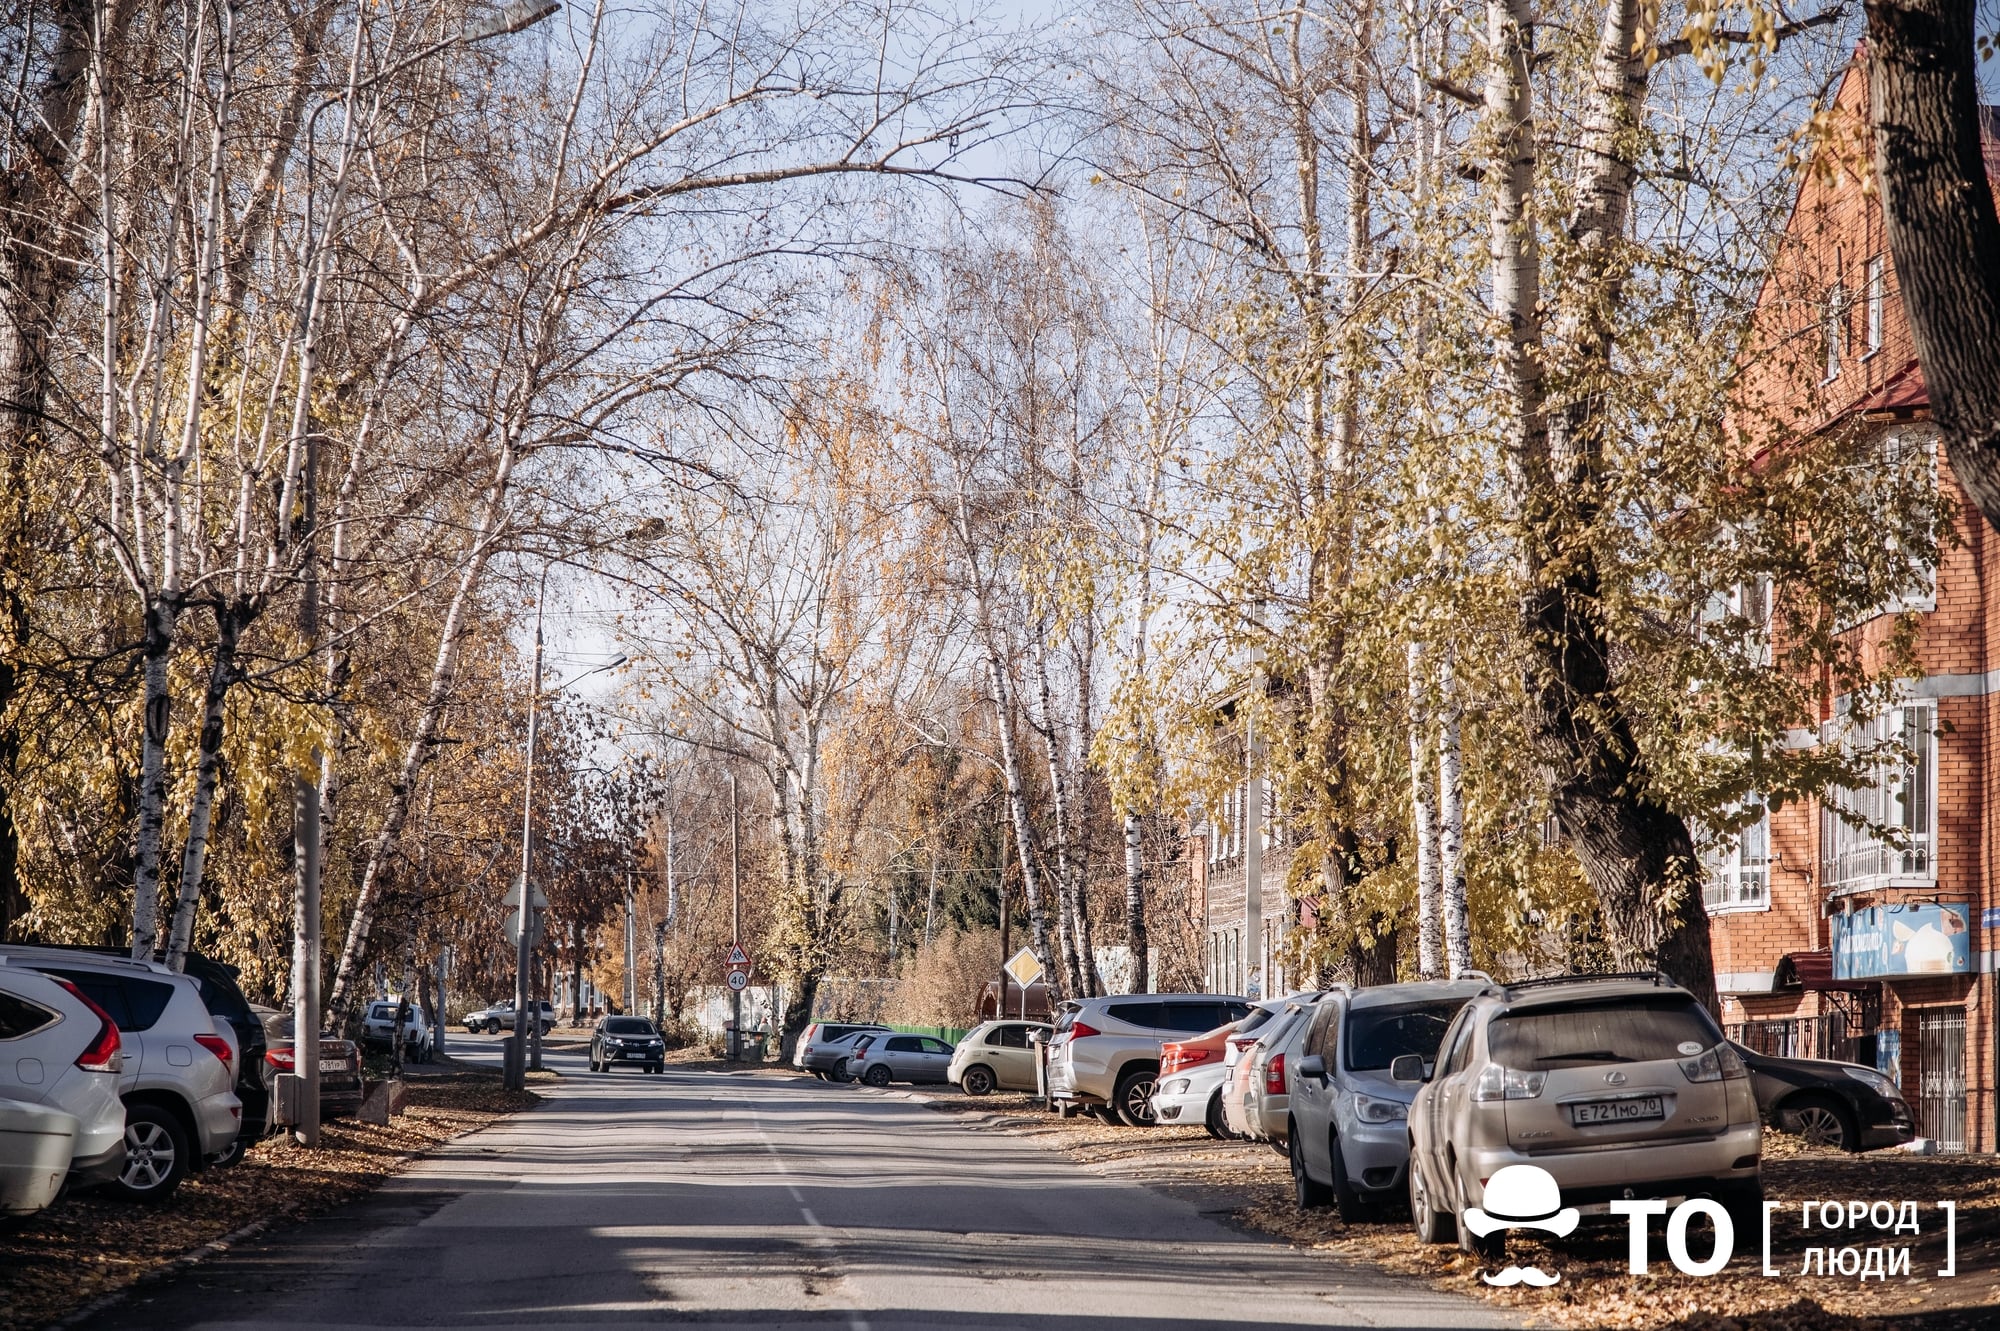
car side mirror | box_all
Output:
[1297,1054,1326,1080]
[1390,1054,1427,1084]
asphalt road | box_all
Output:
[90,1035,1526,1330]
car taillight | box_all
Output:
[195,1032,233,1074]
[265,1046,296,1070]
[1681,1042,1748,1083]
[55,979,122,1073]
[1265,1053,1287,1094]
[1069,1021,1101,1040]
[1472,1063,1546,1101]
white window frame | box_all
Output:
[1820,701,1938,894]
[1703,799,1772,914]
[1836,427,1939,627]
[1823,283,1847,382]
[1864,256,1885,355]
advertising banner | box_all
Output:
[1831,901,1971,979]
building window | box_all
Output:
[1824,282,1847,382]
[1702,799,1771,913]
[1864,256,1885,354]
[1821,702,1937,892]
[1701,575,1773,667]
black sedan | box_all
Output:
[256,1006,365,1119]
[1732,1042,1915,1152]
[590,1016,666,1073]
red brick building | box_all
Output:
[1708,67,2000,1154]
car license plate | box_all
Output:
[319,1058,347,1073]
[1570,1095,1665,1125]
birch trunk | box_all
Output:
[164,604,241,968]
[1437,647,1472,977]
[1407,642,1444,980]
[1123,812,1147,992]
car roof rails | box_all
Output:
[1456,969,1495,984]
[0,943,173,976]
[1495,970,1677,995]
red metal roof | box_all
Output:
[1774,949,1875,992]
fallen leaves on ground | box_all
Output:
[0,1067,537,1331]
[914,1089,1998,1331]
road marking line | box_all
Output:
[754,1110,870,1331]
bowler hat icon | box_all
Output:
[1462,1164,1579,1238]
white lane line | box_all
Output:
[754,1110,871,1331]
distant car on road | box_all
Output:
[847,1033,955,1087]
[1732,1041,1915,1152]
[462,1001,553,1035]
[360,999,432,1061]
[252,1006,364,1120]
[0,962,126,1192]
[795,1022,890,1081]
[590,1016,666,1073]
[948,1020,1050,1095]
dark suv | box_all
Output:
[590,1016,666,1073]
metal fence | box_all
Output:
[1726,1013,1863,1065]
[1916,1009,1967,1155]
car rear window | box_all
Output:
[47,970,175,1032]
[1343,999,1468,1071]
[1105,1001,1163,1028]
[1159,1001,1234,1033]
[1489,996,1722,1069]
[0,990,58,1040]
[604,1018,653,1035]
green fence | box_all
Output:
[884,1023,972,1046]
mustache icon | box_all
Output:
[1480,1265,1561,1287]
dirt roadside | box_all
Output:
[914,1089,1998,1331]
[0,1064,543,1331]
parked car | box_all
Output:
[1404,973,1762,1261]
[0,945,242,1202]
[1152,999,1291,1135]
[1047,994,1253,1126]
[1733,1041,1915,1151]
[461,1000,553,1035]
[590,1016,666,1073]
[39,945,267,1166]
[360,999,432,1061]
[847,1032,955,1086]
[794,1022,890,1081]
[253,1006,364,1120]
[0,1097,77,1216]
[1222,996,1320,1146]
[1288,977,1488,1220]
[948,1020,1051,1095]
[0,962,126,1190]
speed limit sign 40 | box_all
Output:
[726,969,749,992]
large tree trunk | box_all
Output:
[164,603,242,969]
[1485,0,1716,1008]
[128,598,179,959]
[1122,811,1147,992]
[1436,649,1473,978]
[1407,643,1445,980]
[1866,0,2000,532]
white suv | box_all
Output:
[0,962,127,1190]
[1048,994,1252,1126]
[0,946,241,1202]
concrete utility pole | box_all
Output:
[728,773,741,1061]
[506,583,546,1092]
[1244,705,1264,1000]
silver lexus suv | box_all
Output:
[1403,973,1761,1260]
[1047,993,1251,1126]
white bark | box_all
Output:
[1437,647,1472,977]
[1407,641,1444,979]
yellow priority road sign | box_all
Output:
[1004,947,1043,988]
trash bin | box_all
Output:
[745,1029,769,1061]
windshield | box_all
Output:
[1343,999,1468,1072]
[1488,996,1721,1069]
[604,1018,654,1035]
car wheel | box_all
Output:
[114,1104,190,1203]
[1204,1090,1227,1139]
[1455,1175,1504,1262]
[1290,1129,1332,1210]
[1113,1069,1158,1127]
[962,1064,996,1097]
[1330,1132,1372,1223]
[590,1054,602,1072]
[1715,1179,1765,1237]
[650,1063,663,1074]
[208,1132,249,1170]
[486,1019,501,1035]
[1409,1156,1456,1244]
[862,1064,893,1088]
[1784,1095,1857,1151]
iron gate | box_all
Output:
[1916,1009,1967,1155]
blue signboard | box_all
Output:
[1984,906,2000,930]
[1831,902,1972,980]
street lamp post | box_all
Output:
[504,561,625,1091]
